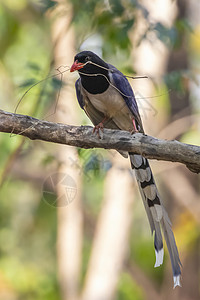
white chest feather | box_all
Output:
[85,86,125,116]
[83,85,134,131]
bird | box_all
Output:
[70,50,181,288]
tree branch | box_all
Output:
[0,109,199,173]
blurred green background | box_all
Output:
[0,0,200,299]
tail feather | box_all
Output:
[138,180,164,266]
[129,153,181,287]
[161,211,182,287]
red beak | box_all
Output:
[70,60,84,72]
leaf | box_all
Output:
[51,77,63,90]
[153,22,177,46]
[164,71,187,94]
[19,78,37,89]
[41,154,56,166]
[27,62,41,72]
[36,0,57,12]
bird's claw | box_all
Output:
[129,128,139,135]
[93,122,104,138]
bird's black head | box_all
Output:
[71,51,110,94]
[70,51,108,75]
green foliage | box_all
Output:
[36,0,57,12]
[78,148,110,214]
[72,0,135,55]
[0,1,60,299]
[164,70,186,94]
[0,5,20,57]
[0,179,58,300]
[153,22,177,46]
[0,0,199,298]
[117,273,144,300]
[181,129,200,146]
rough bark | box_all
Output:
[0,109,199,173]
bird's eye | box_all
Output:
[85,56,90,62]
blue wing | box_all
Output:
[75,66,143,132]
[75,78,84,109]
[108,64,143,131]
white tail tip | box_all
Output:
[173,275,181,288]
[154,248,164,268]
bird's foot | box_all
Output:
[93,117,109,138]
[93,122,104,138]
[129,129,137,135]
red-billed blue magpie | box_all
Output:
[70,51,181,287]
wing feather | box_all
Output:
[108,64,143,132]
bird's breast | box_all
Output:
[84,85,126,117]
[83,85,134,131]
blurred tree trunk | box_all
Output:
[51,2,83,300]
[81,154,135,300]
[131,0,178,135]
[161,1,200,299]
[167,0,191,119]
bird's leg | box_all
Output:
[93,116,109,137]
[130,118,139,134]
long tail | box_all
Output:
[129,153,181,288]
